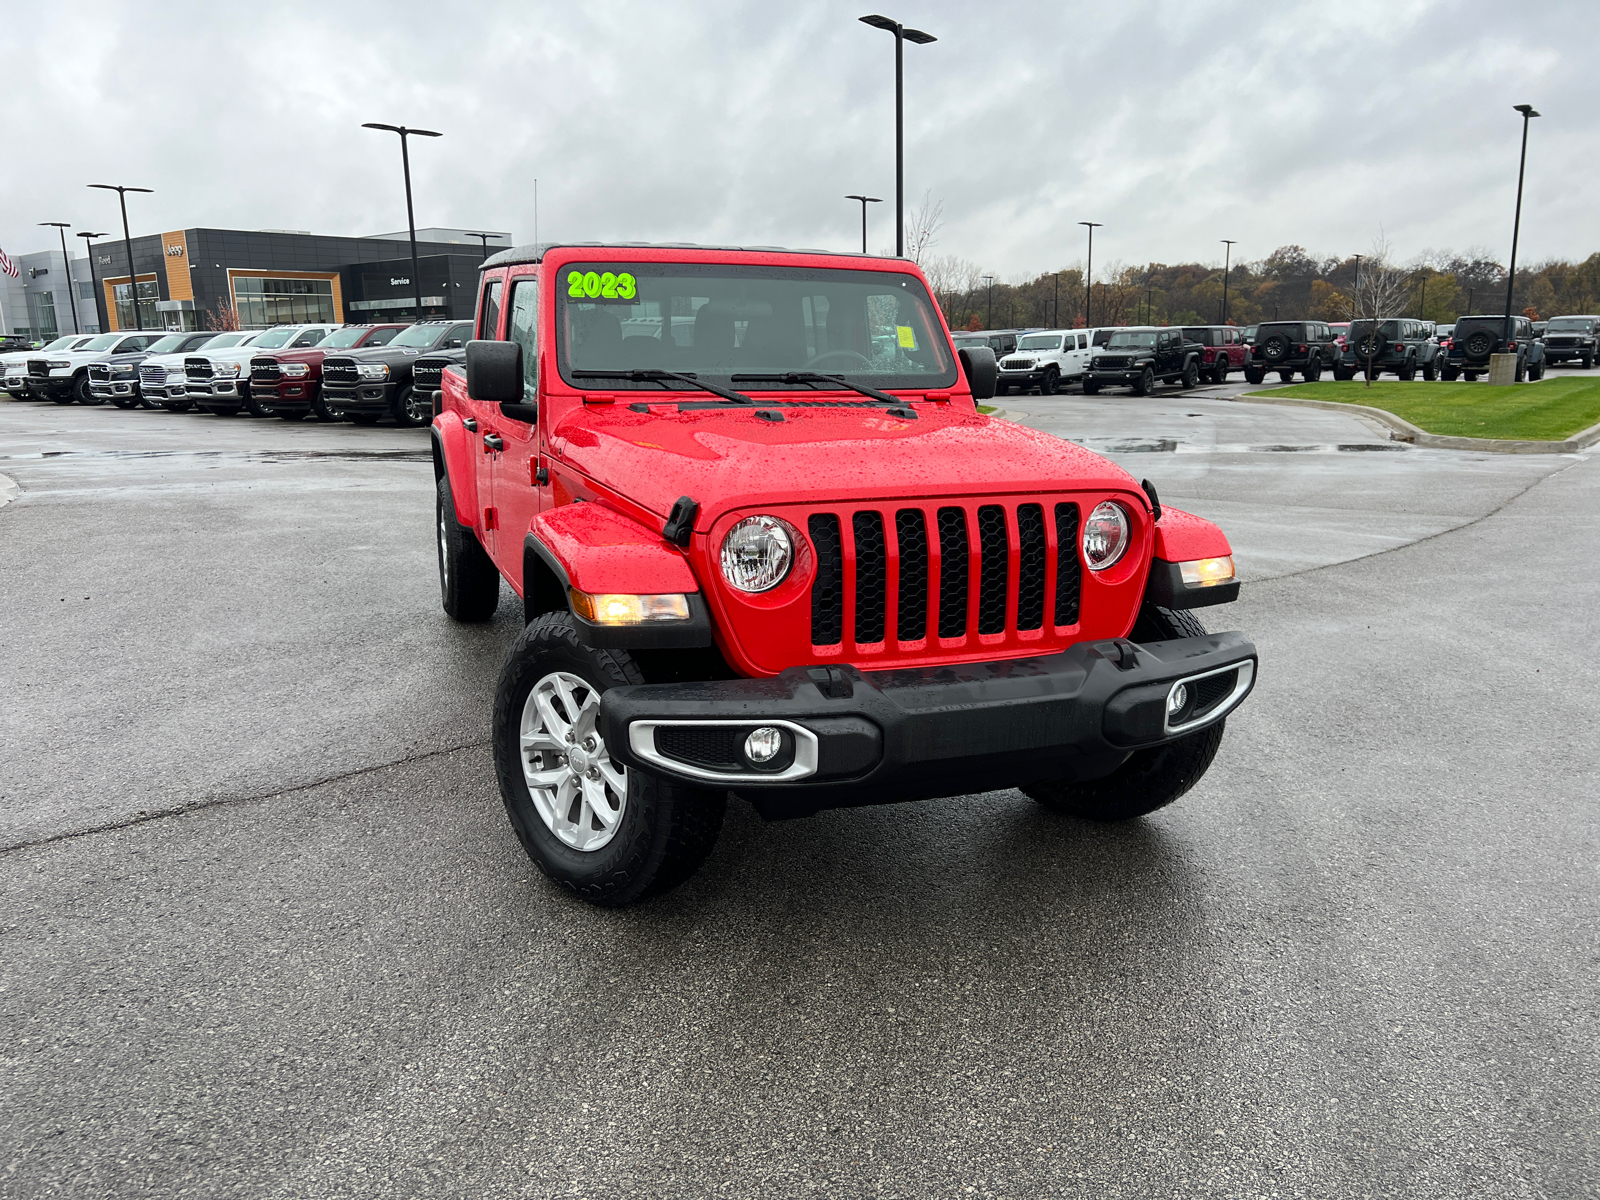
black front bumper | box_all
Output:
[599,632,1256,817]
[322,382,394,412]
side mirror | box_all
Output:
[958,346,998,400]
[466,339,522,403]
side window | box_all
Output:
[446,323,471,350]
[507,277,539,397]
[1076,334,1087,350]
[478,279,503,341]
[292,329,326,348]
[364,327,400,347]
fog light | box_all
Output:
[1166,683,1189,716]
[744,727,782,763]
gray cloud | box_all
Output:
[3,0,1593,276]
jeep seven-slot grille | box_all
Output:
[322,356,359,386]
[250,357,281,383]
[809,501,1083,646]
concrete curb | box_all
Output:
[1230,391,1600,454]
[0,473,18,509]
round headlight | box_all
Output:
[1082,501,1130,571]
[720,515,794,593]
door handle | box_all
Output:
[483,434,504,452]
[462,417,477,431]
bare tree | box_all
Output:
[1353,238,1411,319]
[904,189,943,265]
[205,297,239,331]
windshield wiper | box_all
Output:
[571,368,752,404]
[730,371,901,404]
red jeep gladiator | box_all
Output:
[249,323,409,421]
[433,244,1256,905]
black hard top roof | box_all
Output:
[480,241,903,269]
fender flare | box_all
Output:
[525,503,711,648]
[1144,506,1239,610]
[430,414,478,529]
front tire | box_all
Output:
[1211,358,1228,385]
[1181,361,1200,389]
[1021,605,1225,822]
[1133,366,1155,396]
[391,383,430,427]
[1422,360,1438,382]
[436,473,500,622]
[1081,379,1101,395]
[1038,367,1059,396]
[1243,367,1265,385]
[492,614,726,906]
[1303,359,1322,383]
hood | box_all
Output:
[140,351,195,369]
[264,346,331,365]
[550,402,1140,522]
[332,344,429,364]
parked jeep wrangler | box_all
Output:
[1336,319,1444,381]
[1181,326,1249,385]
[430,245,1257,905]
[322,319,472,426]
[1083,327,1204,395]
[1539,315,1599,368]
[1441,315,1546,382]
[1242,321,1338,384]
[996,328,1095,394]
[249,323,409,421]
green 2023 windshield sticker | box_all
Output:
[566,270,637,303]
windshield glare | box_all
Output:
[254,328,297,349]
[322,327,374,348]
[146,335,186,353]
[1017,335,1061,351]
[390,324,445,347]
[557,263,956,391]
[204,333,245,348]
[1546,319,1594,332]
[1106,331,1157,349]
[41,336,79,350]
[81,334,121,351]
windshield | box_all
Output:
[1106,331,1157,349]
[41,335,79,351]
[253,328,298,349]
[322,326,376,349]
[1546,318,1594,332]
[80,334,121,352]
[145,335,186,353]
[1017,335,1062,351]
[556,262,956,391]
[204,333,246,349]
[391,324,447,348]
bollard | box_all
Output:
[1487,353,1517,386]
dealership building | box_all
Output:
[30,225,513,335]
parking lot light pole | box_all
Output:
[76,232,106,331]
[362,123,442,321]
[87,183,153,330]
[466,232,505,262]
[1503,104,1540,347]
[1079,222,1102,326]
[859,15,936,257]
[1350,254,1363,323]
[1051,272,1059,327]
[982,274,995,329]
[39,222,81,334]
[845,195,882,254]
[1220,240,1237,325]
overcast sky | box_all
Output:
[4,0,1594,279]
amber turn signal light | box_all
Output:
[569,589,691,625]
[1178,556,1236,588]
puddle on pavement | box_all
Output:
[1071,437,1408,455]
[3,448,431,464]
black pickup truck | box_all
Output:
[1083,327,1202,395]
[319,319,472,426]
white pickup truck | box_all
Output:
[141,331,267,411]
[186,323,338,416]
[2,334,97,398]
[16,330,169,405]
[996,328,1110,395]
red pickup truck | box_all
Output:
[431,243,1257,905]
[1180,326,1250,384]
[249,323,408,421]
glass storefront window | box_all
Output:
[233,276,335,327]
[112,281,159,330]
[29,292,58,339]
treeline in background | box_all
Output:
[916,235,1600,332]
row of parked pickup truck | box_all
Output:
[0,319,473,426]
[956,313,1600,397]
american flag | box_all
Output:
[0,246,17,279]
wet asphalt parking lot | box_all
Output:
[1,376,1597,1199]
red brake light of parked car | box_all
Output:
[1298,344,1307,353]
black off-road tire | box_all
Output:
[1442,367,1461,382]
[1527,360,1544,381]
[1422,360,1438,382]
[1333,366,1355,381]
[311,390,340,422]
[1364,366,1381,381]
[1038,367,1059,396]
[1022,605,1225,822]
[1278,370,1294,382]
[492,613,727,906]
[1303,359,1322,383]
[1243,367,1265,385]
[73,374,99,405]
[1399,363,1416,382]
[1463,371,1479,382]
[1211,357,1228,385]
[436,473,500,622]
[1581,352,1594,370]
[1514,357,1526,384]
[243,386,276,418]
[1259,333,1291,364]
[1081,379,1101,395]
[1461,329,1496,358]
[1181,361,1200,389]
[1133,366,1155,396]
[392,383,432,427]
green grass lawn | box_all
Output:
[1263,376,1600,440]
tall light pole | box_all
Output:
[38,222,81,334]
[1079,222,1102,326]
[88,183,153,330]
[77,232,106,332]
[1503,104,1540,346]
[982,274,995,328]
[466,232,505,261]
[1350,253,1363,323]
[1051,272,1059,327]
[859,15,936,257]
[1220,240,1237,325]
[845,195,882,254]
[362,122,442,320]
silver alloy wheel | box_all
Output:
[437,500,450,590]
[404,387,430,424]
[520,670,627,851]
